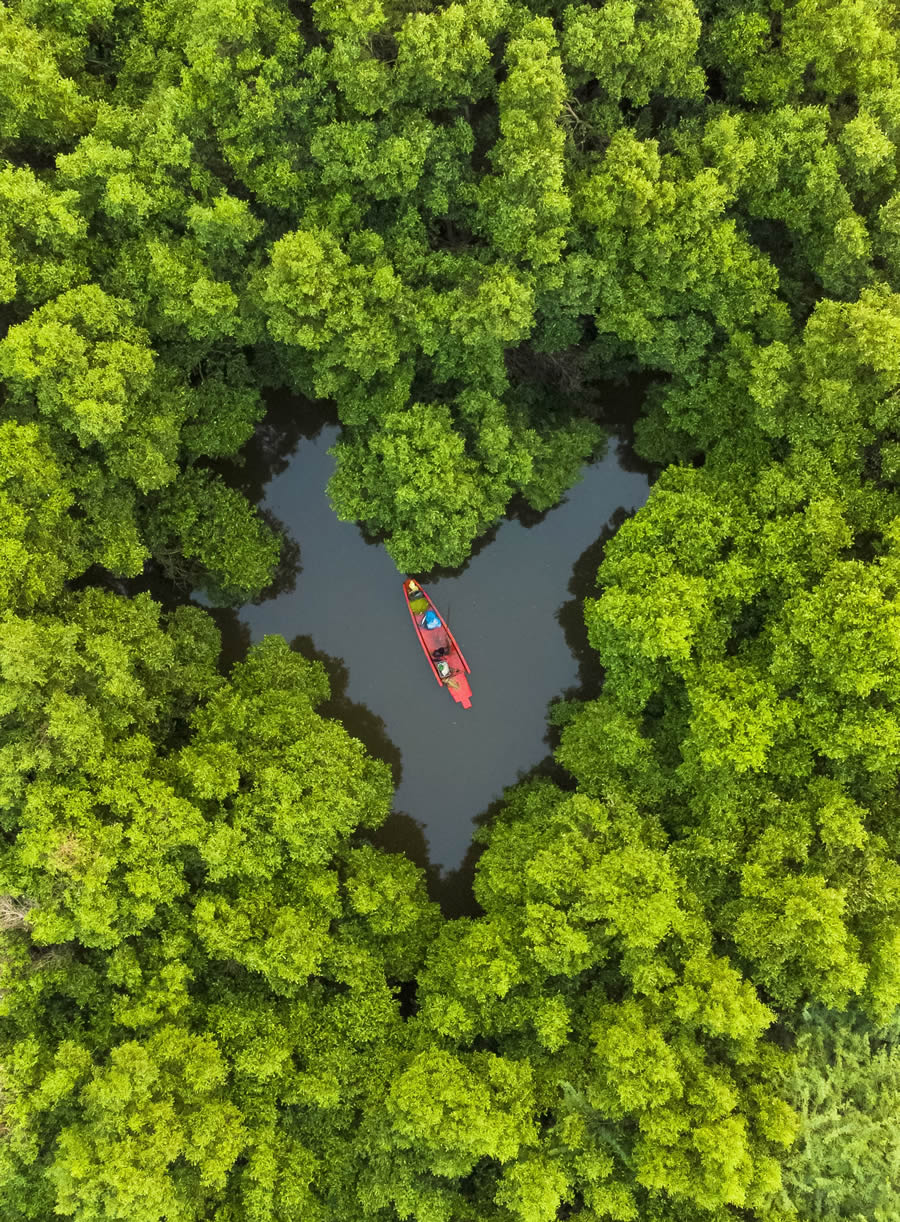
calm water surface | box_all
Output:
[234,416,650,880]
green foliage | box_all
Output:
[475,17,569,275]
[0,3,95,152]
[263,226,415,417]
[417,782,794,1219]
[0,592,219,939]
[0,283,276,591]
[0,420,78,612]
[706,0,900,109]
[146,468,281,601]
[0,165,89,308]
[559,454,900,1017]
[394,0,506,107]
[328,402,513,570]
[562,0,706,106]
[777,1007,900,1221]
[48,1027,247,1222]
[0,605,440,1219]
[567,125,786,375]
[0,284,175,490]
[4,0,900,1217]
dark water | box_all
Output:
[227,405,650,892]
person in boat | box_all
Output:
[431,645,449,660]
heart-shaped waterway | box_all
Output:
[235,420,649,887]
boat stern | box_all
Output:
[449,674,473,709]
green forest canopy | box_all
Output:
[2,0,900,1217]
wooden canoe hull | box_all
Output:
[403,580,472,709]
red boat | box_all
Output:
[403,580,472,709]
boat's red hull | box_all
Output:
[403,580,472,709]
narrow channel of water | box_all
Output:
[231,410,650,880]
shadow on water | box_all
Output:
[205,606,252,673]
[506,338,660,469]
[209,392,339,606]
[588,372,662,479]
[358,519,503,583]
[407,524,502,582]
[556,507,635,691]
[367,810,443,894]
[546,505,643,751]
[404,444,616,584]
[361,811,481,920]
[342,370,659,578]
[427,753,576,919]
[242,384,652,878]
[78,393,336,612]
[369,810,486,920]
[252,508,303,604]
[220,390,339,504]
[367,754,576,921]
[289,634,404,789]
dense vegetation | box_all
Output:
[2,0,900,1217]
